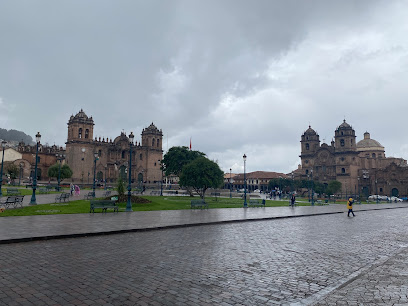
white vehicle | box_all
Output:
[390,196,403,202]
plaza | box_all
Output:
[1,201,408,305]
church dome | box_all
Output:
[304,125,317,136]
[338,119,352,129]
[357,132,384,151]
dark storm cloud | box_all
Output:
[1,0,406,173]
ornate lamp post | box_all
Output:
[310,169,314,206]
[19,162,24,186]
[56,153,65,191]
[0,141,7,196]
[307,172,310,202]
[92,152,98,197]
[229,168,232,198]
[126,132,134,211]
[30,132,41,205]
[104,166,108,190]
[158,159,163,196]
[243,154,247,208]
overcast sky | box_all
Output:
[1,0,408,174]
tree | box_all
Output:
[179,157,224,199]
[47,164,73,180]
[117,178,125,197]
[162,146,205,177]
[326,180,342,196]
[6,164,18,181]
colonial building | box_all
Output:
[298,120,408,197]
[229,171,288,192]
[65,109,163,185]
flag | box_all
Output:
[189,137,192,150]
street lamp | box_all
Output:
[56,153,65,191]
[291,172,294,195]
[104,166,108,190]
[158,159,163,196]
[19,162,24,186]
[279,176,282,199]
[310,169,314,206]
[229,168,232,198]
[243,154,247,208]
[30,132,41,205]
[92,152,98,198]
[126,132,134,211]
[0,141,7,197]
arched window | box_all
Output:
[152,138,155,146]
[340,139,345,147]
[306,143,309,150]
[98,150,102,157]
[351,139,353,146]
[306,169,309,175]
[78,128,82,139]
[157,139,160,147]
[122,151,125,159]
[85,129,89,139]
[372,153,376,158]
[341,168,346,174]
[140,154,143,160]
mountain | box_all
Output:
[0,128,34,145]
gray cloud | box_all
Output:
[1,0,406,173]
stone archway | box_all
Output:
[392,188,399,197]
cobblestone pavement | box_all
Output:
[1,208,408,305]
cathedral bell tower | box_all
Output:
[141,123,163,150]
[66,109,94,144]
[300,126,320,155]
[334,120,356,152]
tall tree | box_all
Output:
[6,164,19,181]
[47,164,73,180]
[162,146,205,177]
[326,180,342,195]
[179,157,224,199]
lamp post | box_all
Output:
[104,166,108,190]
[310,169,314,206]
[158,159,163,196]
[243,154,247,208]
[291,172,294,195]
[358,177,361,203]
[279,176,282,199]
[30,132,41,205]
[0,141,7,196]
[126,132,134,211]
[307,173,310,202]
[375,179,379,204]
[92,152,98,198]
[56,153,65,191]
[229,168,232,198]
[19,162,24,187]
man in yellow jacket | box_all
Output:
[347,197,355,217]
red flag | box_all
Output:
[189,137,192,150]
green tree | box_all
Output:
[117,178,125,197]
[179,157,224,199]
[326,180,342,195]
[6,164,19,181]
[162,146,205,177]
[47,164,73,180]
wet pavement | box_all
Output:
[0,207,408,305]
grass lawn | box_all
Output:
[0,196,320,217]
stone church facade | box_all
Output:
[298,120,408,198]
[65,109,163,185]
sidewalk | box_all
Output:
[1,201,407,244]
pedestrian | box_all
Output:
[347,197,355,217]
[70,183,74,196]
[75,185,80,196]
[291,193,296,207]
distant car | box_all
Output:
[253,189,260,193]
[390,196,403,202]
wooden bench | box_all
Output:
[103,190,112,197]
[90,200,118,213]
[55,193,70,203]
[191,199,208,209]
[248,199,265,207]
[0,196,24,209]
[84,192,95,200]
[6,188,20,196]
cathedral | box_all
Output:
[65,110,163,185]
[298,120,408,198]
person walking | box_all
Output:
[347,197,355,217]
[290,193,296,207]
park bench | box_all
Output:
[316,200,329,206]
[103,190,112,197]
[0,196,24,209]
[84,192,95,200]
[55,193,70,203]
[90,200,118,213]
[191,199,208,209]
[248,199,265,207]
[150,191,160,195]
[6,188,20,196]
[132,190,141,195]
[39,188,49,194]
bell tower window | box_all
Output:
[85,129,89,139]
[340,139,345,147]
[78,128,82,139]
[306,143,309,150]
